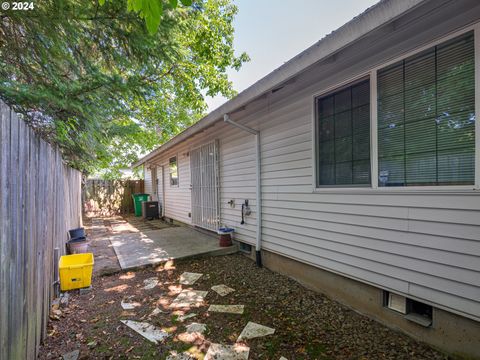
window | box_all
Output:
[169,156,178,186]
[377,32,475,186]
[316,79,371,186]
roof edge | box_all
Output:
[132,0,426,168]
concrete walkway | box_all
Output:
[108,217,236,270]
[85,217,122,275]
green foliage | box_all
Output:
[102,0,202,35]
[0,0,248,176]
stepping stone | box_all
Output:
[148,307,164,317]
[179,272,203,285]
[238,321,275,341]
[120,320,169,344]
[62,350,79,360]
[143,277,159,290]
[208,304,244,314]
[205,343,249,360]
[169,290,208,309]
[166,352,195,360]
[279,357,288,360]
[211,284,235,296]
[121,297,141,310]
[178,313,197,322]
[185,322,207,334]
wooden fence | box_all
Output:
[0,100,82,359]
[83,179,144,216]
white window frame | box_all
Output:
[313,75,372,188]
[312,23,480,193]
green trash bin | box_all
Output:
[132,193,150,217]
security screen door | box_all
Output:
[190,140,220,231]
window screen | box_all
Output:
[316,79,371,186]
[169,156,178,186]
[377,32,475,186]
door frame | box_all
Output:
[190,140,220,231]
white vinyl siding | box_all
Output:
[140,21,480,322]
[145,83,480,321]
[146,121,257,243]
[164,151,191,224]
[144,165,153,197]
[259,90,480,321]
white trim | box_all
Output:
[160,165,165,216]
[312,22,479,193]
[370,70,378,189]
[311,74,371,190]
[312,185,478,195]
[474,23,480,190]
[311,95,317,190]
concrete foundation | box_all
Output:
[243,248,480,359]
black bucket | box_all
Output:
[69,227,85,239]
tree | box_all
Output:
[0,0,248,177]
[110,0,194,34]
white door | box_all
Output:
[190,140,219,231]
[156,166,164,216]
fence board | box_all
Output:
[0,99,11,359]
[0,101,82,358]
[83,179,144,216]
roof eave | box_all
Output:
[132,0,426,168]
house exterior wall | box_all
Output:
[145,126,257,232]
[144,165,152,196]
[140,3,480,354]
[162,151,192,224]
[145,81,480,322]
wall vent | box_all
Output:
[239,242,252,254]
[387,292,407,314]
[383,291,433,327]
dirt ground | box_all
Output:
[39,254,446,360]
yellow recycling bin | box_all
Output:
[59,253,94,291]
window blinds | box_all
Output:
[317,80,371,186]
[377,32,475,186]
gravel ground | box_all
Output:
[39,254,447,360]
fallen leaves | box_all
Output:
[38,254,445,360]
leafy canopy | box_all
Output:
[0,0,248,177]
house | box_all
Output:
[133,0,480,356]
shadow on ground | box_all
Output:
[39,254,444,359]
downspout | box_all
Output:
[224,114,262,267]
[161,165,166,218]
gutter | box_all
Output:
[223,114,262,267]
